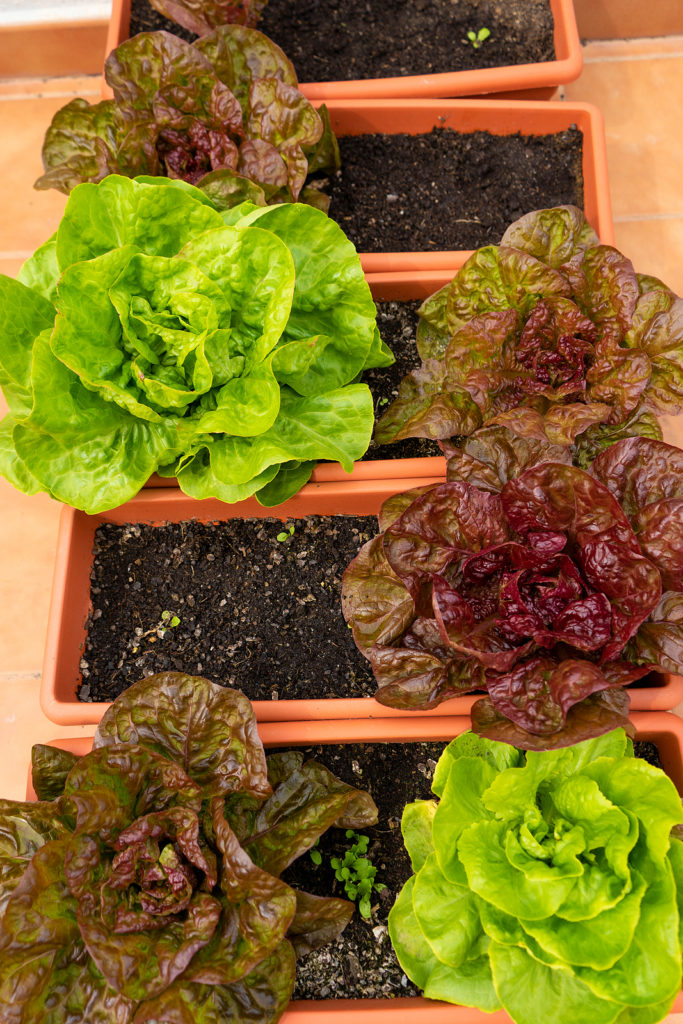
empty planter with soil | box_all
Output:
[113,0,582,99]
[322,99,613,273]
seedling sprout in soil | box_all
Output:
[277,525,296,543]
[331,831,386,920]
[465,27,491,48]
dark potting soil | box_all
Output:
[364,300,442,462]
[129,0,197,42]
[129,0,555,81]
[633,740,664,772]
[327,128,584,253]
[281,740,447,999]
[80,516,379,704]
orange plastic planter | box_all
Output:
[26,713,683,1022]
[40,484,683,727]
[321,99,613,275]
[106,0,581,101]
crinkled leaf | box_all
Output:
[286,890,353,956]
[445,425,571,493]
[238,753,377,876]
[148,0,269,33]
[133,940,295,1023]
[31,745,80,802]
[500,205,600,268]
[35,98,122,194]
[629,592,683,675]
[341,536,415,652]
[94,672,270,800]
[471,688,632,750]
[590,436,683,517]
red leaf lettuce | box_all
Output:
[0,672,377,1022]
[35,27,338,210]
[375,207,682,465]
[342,432,683,749]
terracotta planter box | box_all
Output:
[106,0,581,101]
[572,0,683,40]
[321,99,613,275]
[26,712,683,1022]
[40,483,683,727]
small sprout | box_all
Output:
[465,26,490,48]
[330,831,386,920]
[157,611,181,638]
[310,838,322,866]
[378,397,390,407]
[276,524,296,543]
[170,615,181,628]
[161,610,171,621]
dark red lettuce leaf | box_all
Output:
[94,672,270,801]
[589,436,683,516]
[340,535,415,652]
[628,592,683,676]
[31,744,79,802]
[133,940,296,1024]
[376,208,683,456]
[444,425,571,493]
[471,687,633,750]
[148,0,269,34]
[286,890,354,957]
[371,646,485,709]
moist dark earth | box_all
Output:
[364,300,442,462]
[281,740,448,998]
[130,0,555,80]
[327,128,584,253]
[80,515,380,703]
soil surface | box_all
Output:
[259,0,555,82]
[129,0,555,82]
[80,516,378,703]
[328,128,584,253]
[281,740,447,999]
[364,300,441,462]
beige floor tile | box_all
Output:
[564,46,683,219]
[613,216,683,295]
[0,94,75,253]
[0,256,24,277]
[0,674,90,800]
[0,476,61,675]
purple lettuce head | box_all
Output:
[0,673,377,1021]
[35,27,338,210]
[342,432,683,749]
[375,207,682,465]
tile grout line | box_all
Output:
[584,52,683,63]
[0,671,41,683]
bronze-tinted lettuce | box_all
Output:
[375,207,682,465]
[147,0,269,34]
[342,432,683,749]
[35,27,338,210]
[0,673,377,1023]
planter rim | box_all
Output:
[105,0,581,101]
[26,712,683,1021]
[40,485,683,725]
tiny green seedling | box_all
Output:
[378,397,390,407]
[330,830,386,919]
[310,838,322,866]
[158,610,181,637]
[465,27,491,48]
[276,525,296,543]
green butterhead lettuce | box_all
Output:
[389,729,683,1024]
[0,175,389,511]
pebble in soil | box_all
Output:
[80,515,380,704]
[280,741,447,998]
